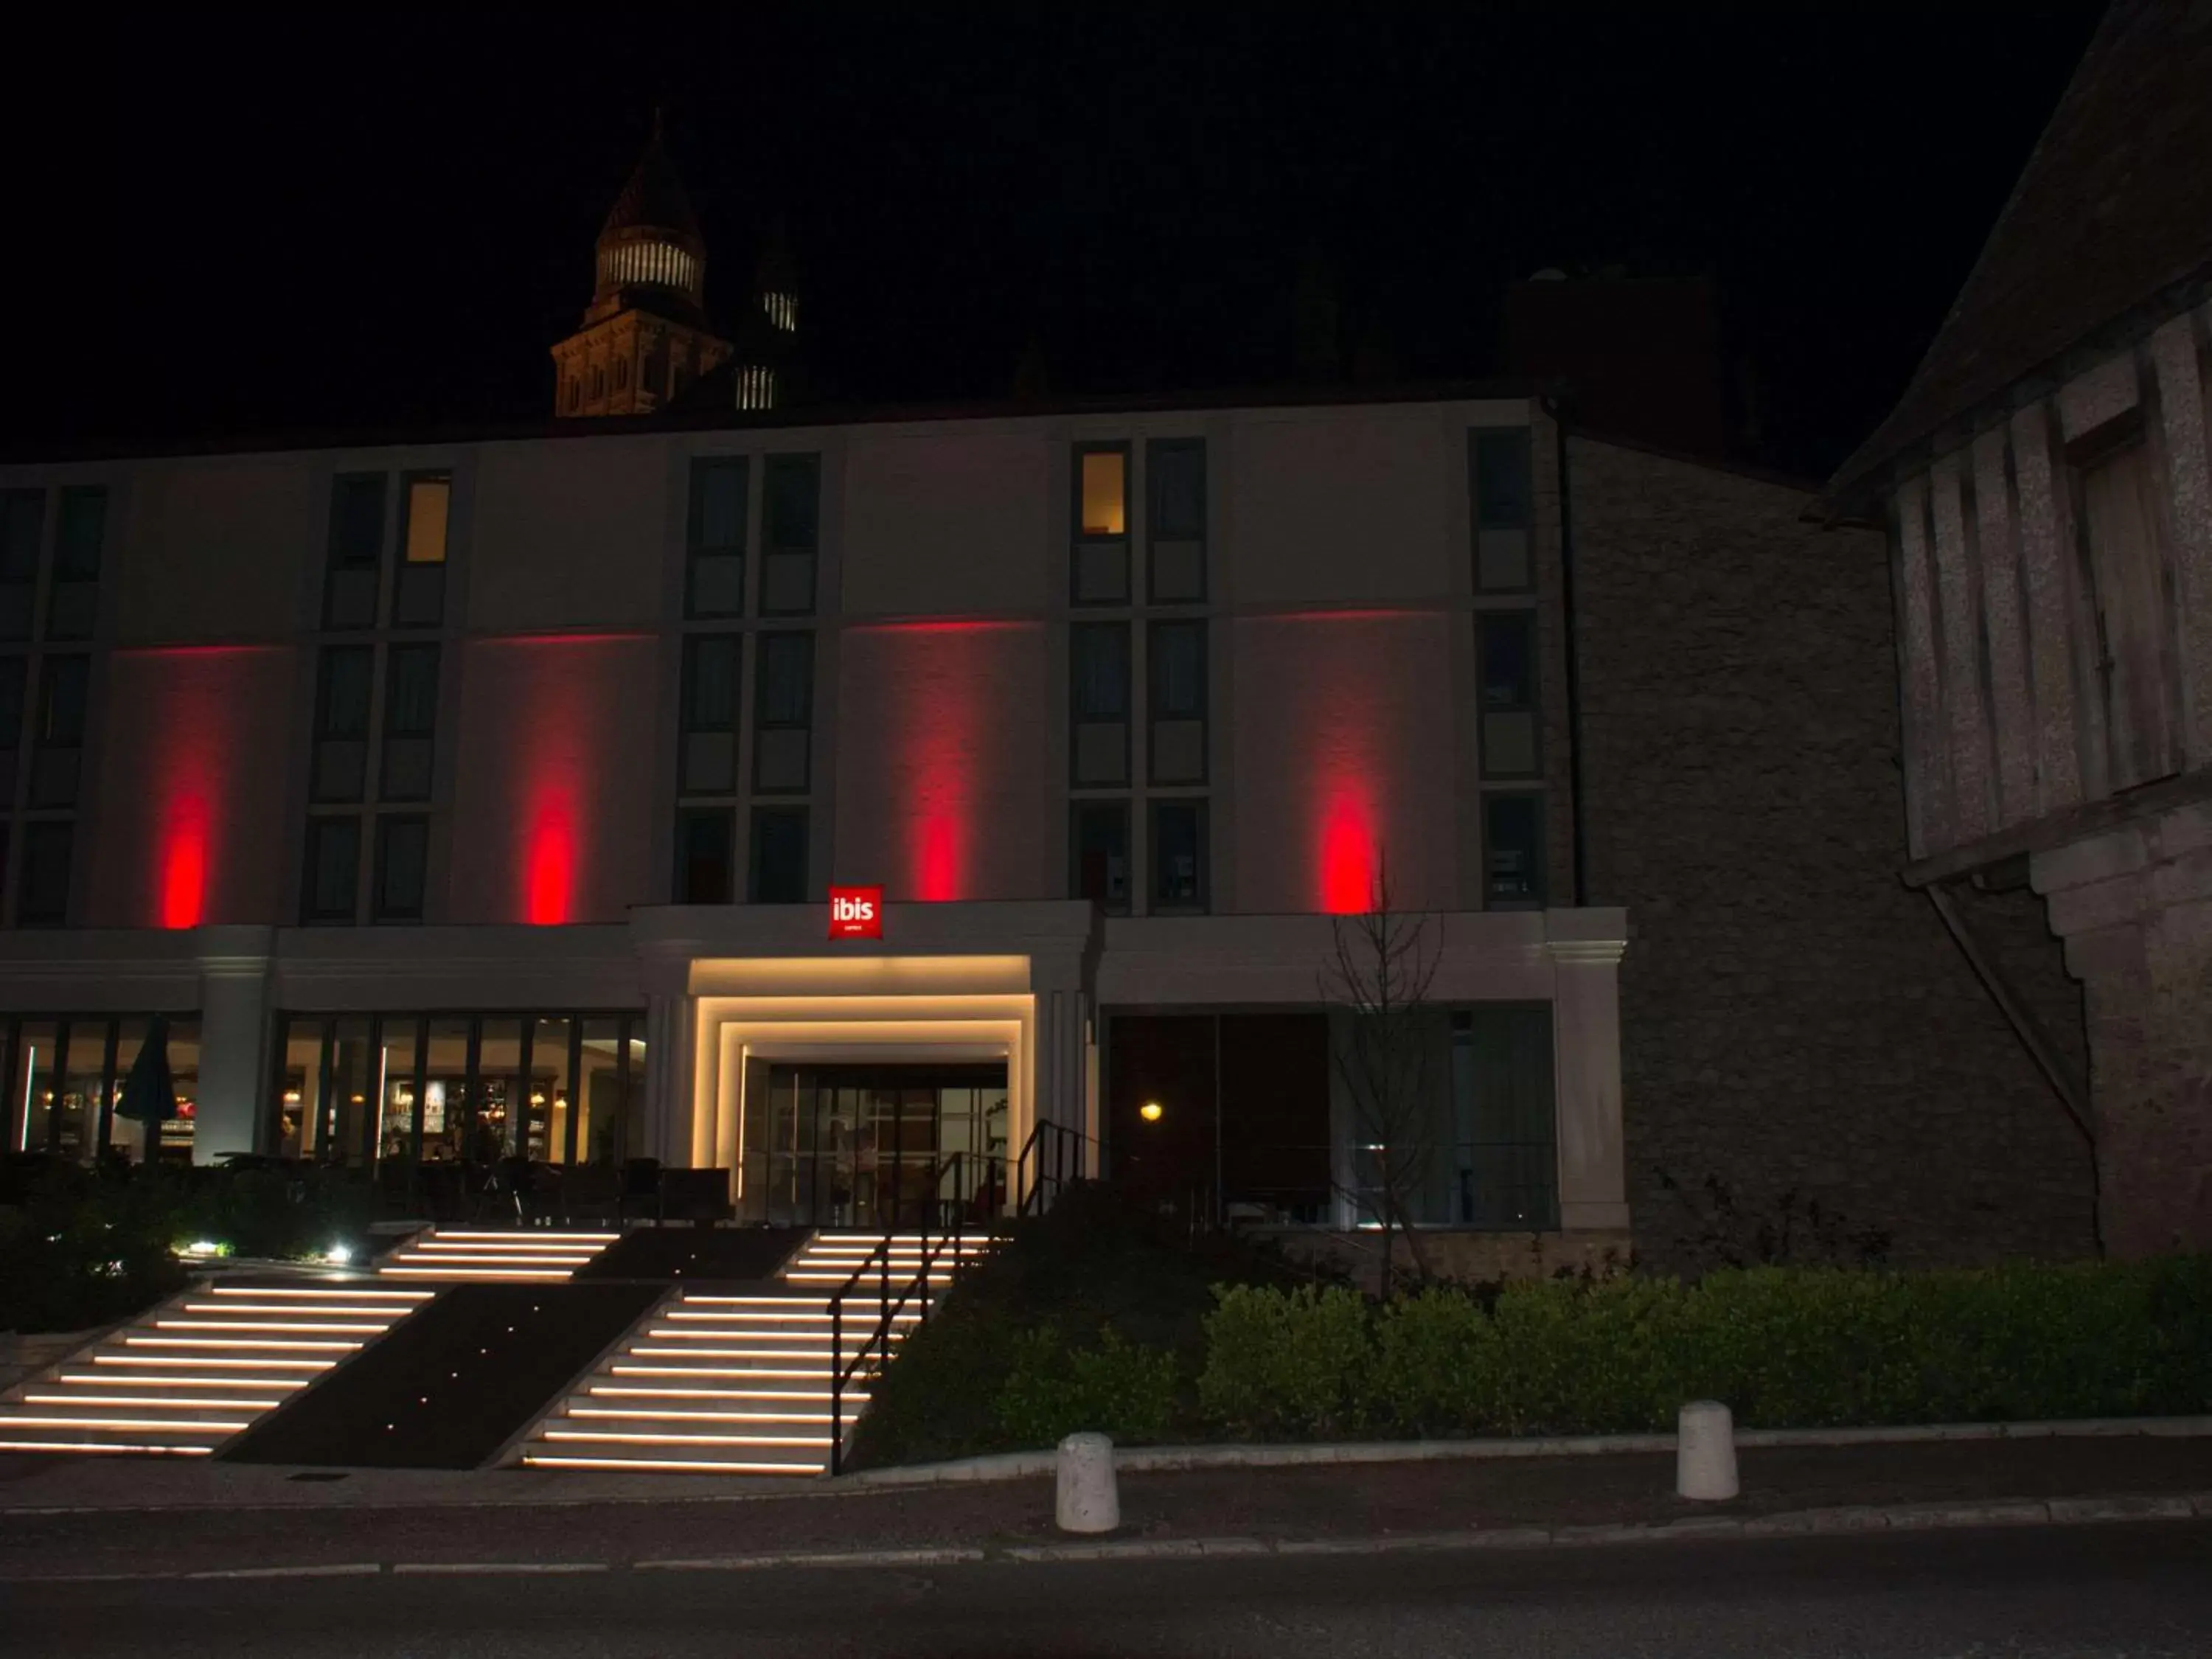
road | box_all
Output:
[2,1520,2208,1657]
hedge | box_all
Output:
[1197,1257,2212,1439]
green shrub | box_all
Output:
[1197,1283,1369,1438]
[995,1324,1180,1447]
[1364,1287,1498,1436]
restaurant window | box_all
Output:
[1072,444,1130,604]
[760,453,819,616]
[686,457,748,619]
[302,815,361,924]
[372,815,429,922]
[379,644,439,801]
[393,473,449,627]
[29,654,87,809]
[753,631,813,793]
[312,645,375,804]
[1071,622,1130,787]
[675,807,734,905]
[1071,801,1130,914]
[1477,611,1540,778]
[0,490,40,641]
[324,473,386,629]
[17,821,71,925]
[1449,1006,1558,1228]
[45,486,104,640]
[749,806,808,903]
[1471,427,1534,593]
[679,633,740,794]
[1147,620,1206,785]
[1483,793,1544,909]
[1,1014,201,1165]
[1152,800,1207,913]
[1147,439,1207,602]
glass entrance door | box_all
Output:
[762,1064,1008,1228]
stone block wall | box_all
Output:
[1249,1226,1633,1293]
[1565,435,2097,1272]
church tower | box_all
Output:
[552,118,732,418]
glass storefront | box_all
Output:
[1,1014,202,1164]
[749,1064,1009,1229]
[270,1010,646,1168]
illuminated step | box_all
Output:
[523,1455,823,1475]
[59,1375,305,1392]
[0,1440,213,1457]
[123,1336,363,1352]
[0,1412,251,1434]
[568,1407,837,1424]
[380,1266,574,1279]
[542,1428,833,1449]
[24,1392,288,1411]
[183,1302,418,1318]
[153,1320,394,1337]
[92,1354,333,1372]
[608,1363,853,1380]
[588,1386,865,1403]
[206,1286,432,1302]
[430,1231,619,1242]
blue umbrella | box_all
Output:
[114,1014,178,1164]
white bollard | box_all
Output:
[1055,1431,1120,1534]
[1676,1399,1739,1500]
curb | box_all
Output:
[837,1415,2212,1488]
[6,1492,2208,1585]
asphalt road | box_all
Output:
[2,1521,2208,1658]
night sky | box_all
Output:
[7,5,2104,478]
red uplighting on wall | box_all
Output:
[160,796,209,930]
[525,796,574,926]
[916,815,961,902]
[1320,796,1376,915]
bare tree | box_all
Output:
[1319,852,1440,1298]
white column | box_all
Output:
[1548,936,1630,1231]
[194,948,273,1165]
[644,989,696,1169]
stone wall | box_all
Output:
[2032,801,2212,1256]
[1249,1226,1634,1293]
[1565,435,2097,1272]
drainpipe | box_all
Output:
[1545,397,1590,907]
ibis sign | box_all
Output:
[828,886,883,940]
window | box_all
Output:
[1148,621,1207,785]
[1483,793,1544,908]
[18,821,71,925]
[2078,436,2179,790]
[46,487,104,640]
[302,816,361,923]
[1071,801,1130,914]
[614,358,629,391]
[0,491,40,641]
[324,474,385,629]
[680,635,740,793]
[591,365,605,400]
[1072,444,1130,603]
[1450,1007,1559,1228]
[393,474,449,627]
[0,655,23,803]
[754,632,813,793]
[1152,800,1208,912]
[749,807,808,903]
[674,807,733,905]
[686,458,748,619]
[1147,439,1207,602]
[760,453,819,615]
[1477,611,1540,778]
[372,816,429,921]
[1070,623,1130,786]
[312,646,374,803]
[1471,428,1534,592]
[379,644,439,801]
[29,655,87,809]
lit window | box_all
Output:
[403,477,448,565]
[1080,451,1127,537]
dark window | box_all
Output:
[1071,801,1130,914]
[1072,443,1130,604]
[302,816,361,923]
[1152,800,1207,912]
[1147,439,1207,602]
[686,458,748,619]
[0,492,38,643]
[1148,620,1207,785]
[1471,428,1534,592]
[1452,1006,1558,1228]
[312,646,374,804]
[0,654,24,801]
[53,487,105,581]
[675,807,734,904]
[1483,793,1544,908]
[1071,622,1130,787]
[1477,611,1540,778]
[372,816,429,921]
[753,632,813,793]
[680,634,740,795]
[749,807,808,903]
[760,453,819,616]
[380,644,439,801]
[29,655,87,809]
[18,820,71,925]
[324,474,385,628]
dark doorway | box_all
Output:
[757,1064,1008,1228]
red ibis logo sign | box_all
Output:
[828,885,883,940]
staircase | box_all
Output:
[0,1281,434,1457]
[378,1228,622,1282]
[518,1231,991,1476]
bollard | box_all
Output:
[1676,1399,1739,1500]
[1055,1431,1120,1534]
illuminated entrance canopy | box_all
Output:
[827,886,884,940]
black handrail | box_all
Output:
[1013,1119,1098,1216]
[826,1149,977,1476]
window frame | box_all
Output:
[1147,619,1208,787]
[371,814,431,922]
[1475,609,1543,780]
[1470,427,1536,595]
[1481,790,1546,911]
[1145,437,1208,603]
[673,806,735,905]
[748,805,810,904]
[1069,799,1132,916]
[300,815,364,925]
[685,456,749,621]
[1068,622,1132,787]
[1070,442,1133,606]
[759,453,821,618]
[1149,798,1209,915]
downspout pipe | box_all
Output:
[1544,396,1589,906]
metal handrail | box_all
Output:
[826,1149,975,1476]
[1013,1119,1098,1216]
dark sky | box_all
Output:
[7,4,2104,477]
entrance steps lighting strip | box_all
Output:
[541,1430,833,1448]
[588,1386,863,1402]
[123,1337,361,1352]
[206,1287,433,1301]
[0,1415,249,1433]
[92,1356,331,1371]
[429,1231,619,1242]
[523,1455,823,1475]
[0,1441,212,1457]
[380,1267,573,1279]
[24,1394,288,1411]
[608,1365,841,1381]
[182,1303,418,1318]
[153,1321,393,1336]
[60,1374,305,1390]
[567,1408,838,1424]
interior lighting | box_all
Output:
[1140,1101,1164,1123]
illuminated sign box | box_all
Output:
[828,885,883,940]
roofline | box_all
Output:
[0,378,1560,467]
